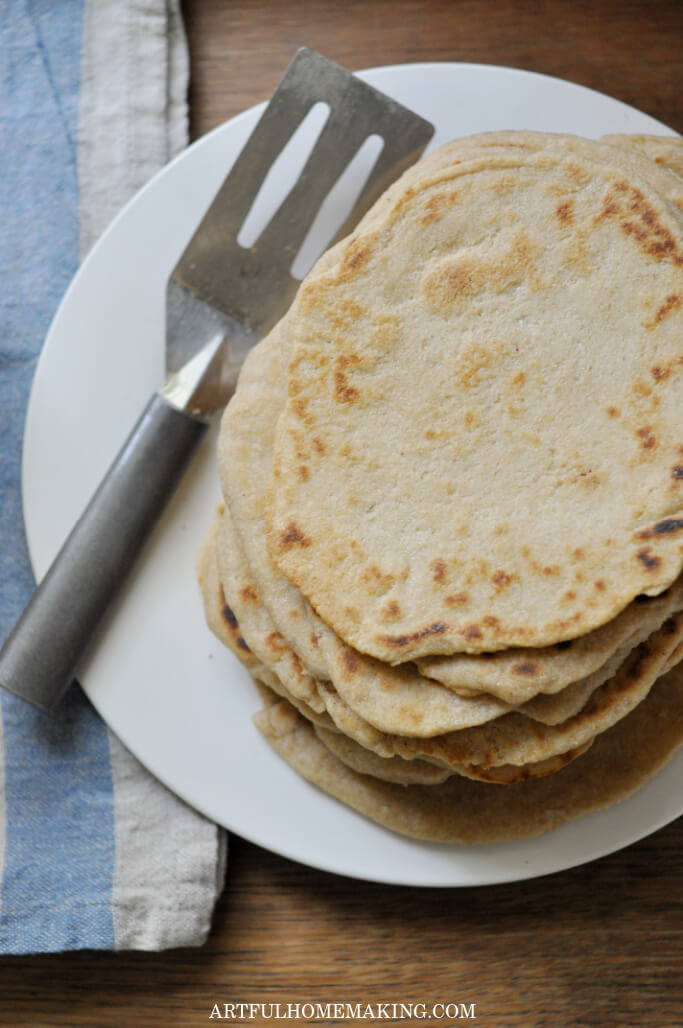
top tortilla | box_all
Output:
[602,134,683,180]
[269,139,683,661]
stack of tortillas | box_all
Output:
[198,130,683,843]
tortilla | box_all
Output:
[216,323,683,734]
[269,142,683,659]
[602,133,683,180]
[253,664,683,843]
[418,578,683,702]
[313,721,593,786]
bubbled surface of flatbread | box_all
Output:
[269,144,683,660]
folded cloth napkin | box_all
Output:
[0,0,226,954]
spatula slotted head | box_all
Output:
[168,48,434,371]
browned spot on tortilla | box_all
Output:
[595,579,606,591]
[592,184,682,269]
[291,396,311,424]
[606,405,620,418]
[266,631,287,655]
[390,184,416,217]
[564,590,577,601]
[634,378,654,400]
[381,600,402,622]
[341,237,372,275]
[483,616,500,629]
[492,570,511,590]
[637,548,661,570]
[445,592,469,607]
[566,161,591,187]
[220,591,238,629]
[463,625,483,642]
[627,644,650,680]
[511,370,526,386]
[421,191,450,225]
[218,588,252,653]
[333,353,361,404]
[239,585,258,603]
[280,523,310,547]
[333,371,358,404]
[362,563,395,592]
[673,465,683,480]
[652,293,681,326]
[653,519,683,535]
[312,436,325,454]
[298,464,310,481]
[423,232,534,317]
[556,200,574,224]
[512,662,539,677]
[610,188,683,265]
[637,519,683,540]
[455,343,494,389]
[431,559,446,583]
[636,426,657,450]
[381,622,448,647]
[341,648,359,675]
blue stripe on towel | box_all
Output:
[0,694,115,952]
[0,0,116,952]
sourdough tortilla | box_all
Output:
[216,319,683,725]
[218,132,683,701]
[269,144,683,660]
[602,134,683,180]
[418,577,683,702]
[200,531,596,782]
[214,500,514,734]
[212,499,683,743]
[253,664,683,843]
[204,516,683,766]
[303,616,683,768]
[313,720,593,786]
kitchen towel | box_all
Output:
[0,0,226,954]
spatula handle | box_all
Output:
[0,394,206,712]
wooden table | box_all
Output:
[2,2,682,1025]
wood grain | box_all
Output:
[184,0,683,137]
[1,2,681,1025]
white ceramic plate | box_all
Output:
[23,64,682,886]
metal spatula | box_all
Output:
[0,48,433,712]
